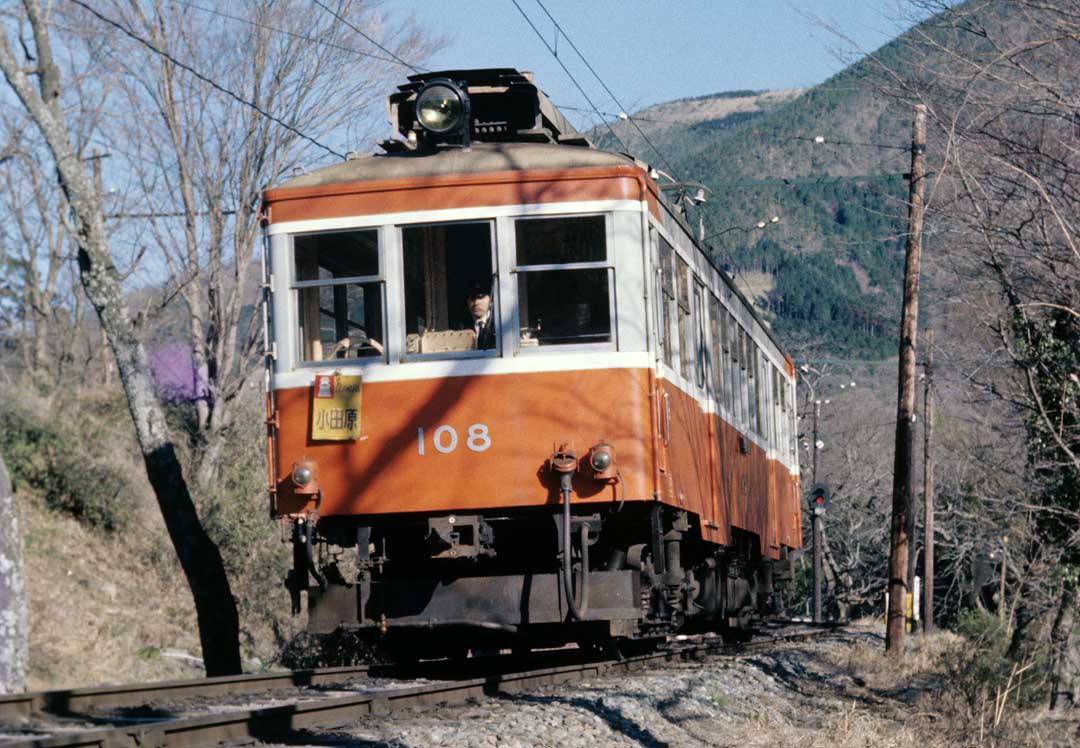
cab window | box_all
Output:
[402,221,495,356]
[515,215,611,347]
[294,229,384,362]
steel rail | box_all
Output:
[0,626,843,748]
[0,666,371,719]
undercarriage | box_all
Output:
[286,502,795,654]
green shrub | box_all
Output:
[945,609,1050,709]
[0,394,133,531]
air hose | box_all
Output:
[561,484,590,620]
[305,518,327,591]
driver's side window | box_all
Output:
[402,220,496,356]
[294,229,385,363]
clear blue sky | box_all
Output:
[389,0,921,121]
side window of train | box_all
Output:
[789,379,799,463]
[730,310,738,423]
[709,294,723,401]
[402,221,495,356]
[658,237,675,368]
[721,309,734,417]
[676,256,693,380]
[746,331,759,436]
[294,229,385,363]
[515,215,611,347]
[777,364,786,451]
[693,280,707,388]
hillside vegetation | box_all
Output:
[597,29,931,358]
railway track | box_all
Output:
[0,623,843,748]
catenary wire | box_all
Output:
[519,2,740,268]
[791,134,909,151]
[555,103,711,126]
[530,0,678,177]
[67,0,345,159]
[311,0,424,74]
[508,0,629,154]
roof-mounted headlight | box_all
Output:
[415,80,470,139]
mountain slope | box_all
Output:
[594,19,951,357]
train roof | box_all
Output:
[273,142,639,191]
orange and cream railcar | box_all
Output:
[262,69,801,649]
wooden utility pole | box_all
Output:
[922,328,935,634]
[886,104,927,654]
[812,400,822,623]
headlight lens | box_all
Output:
[590,450,612,472]
[292,465,313,487]
[416,83,465,134]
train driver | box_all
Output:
[465,282,496,350]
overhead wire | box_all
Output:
[791,134,909,151]
[68,0,345,159]
[508,0,628,154]
[555,103,705,126]
[515,2,745,268]
[310,0,424,74]
[530,0,678,177]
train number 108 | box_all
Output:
[417,424,491,455]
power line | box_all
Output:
[181,1,409,68]
[555,103,704,126]
[69,0,344,159]
[508,0,628,154]
[792,134,908,151]
[531,0,678,177]
[311,0,423,74]
[521,1,741,268]
[706,172,915,189]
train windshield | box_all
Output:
[402,221,496,356]
[515,215,611,347]
[294,229,385,362]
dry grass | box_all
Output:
[20,483,301,689]
[22,493,202,688]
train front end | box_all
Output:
[263,70,661,651]
[261,69,802,653]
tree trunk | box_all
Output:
[1050,581,1080,710]
[0,2,241,677]
[0,453,28,694]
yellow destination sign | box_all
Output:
[311,373,362,440]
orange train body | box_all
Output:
[271,369,801,559]
[262,69,802,645]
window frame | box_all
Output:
[657,235,677,369]
[511,212,617,354]
[676,255,694,381]
[693,279,707,389]
[290,228,388,367]
[398,218,500,362]
[708,292,723,406]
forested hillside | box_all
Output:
[597,30,926,358]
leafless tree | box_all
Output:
[0,0,439,675]
[0,0,243,675]
[851,0,1080,706]
[83,0,437,490]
